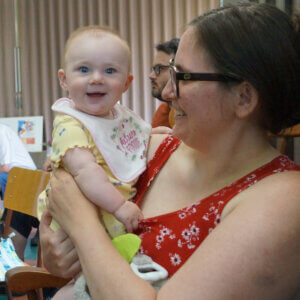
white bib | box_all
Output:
[52,98,151,182]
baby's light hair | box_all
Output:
[62,25,131,70]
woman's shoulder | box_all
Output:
[170,169,300,300]
[252,169,300,201]
[226,169,300,223]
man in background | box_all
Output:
[149,38,179,128]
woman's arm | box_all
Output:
[47,169,155,299]
[48,168,300,300]
[39,211,81,278]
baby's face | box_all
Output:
[59,33,132,118]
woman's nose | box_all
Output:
[89,72,104,84]
[162,79,175,101]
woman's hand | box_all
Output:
[42,156,52,172]
[39,210,81,278]
[46,168,99,236]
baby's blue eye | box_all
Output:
[79,66,89,73]
[105,68,116,74]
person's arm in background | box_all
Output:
[0,164,10,173]
[0,130,11,199]
[47,168,300,300]
[0,163,10,199]
[62,148,143,233]
[0,129,12,173]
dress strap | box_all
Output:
[134,136,181,206]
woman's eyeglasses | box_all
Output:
[169,58,242,98]
[151,64,169,76]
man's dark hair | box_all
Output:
[155,38,180,55]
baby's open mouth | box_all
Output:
[87,92,106,97]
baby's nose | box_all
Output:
[89,72,104,84]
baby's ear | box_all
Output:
[58,69,68,91]
[123,74,133,92]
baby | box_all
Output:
[38,25,151,245]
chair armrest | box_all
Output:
[6,266,71,293]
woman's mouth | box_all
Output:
[174,108,186,117]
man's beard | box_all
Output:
[152,90,170,103]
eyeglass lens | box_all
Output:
[152,65,168,76]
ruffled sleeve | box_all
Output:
[51,114,93,168]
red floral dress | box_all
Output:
[134,135,300,277]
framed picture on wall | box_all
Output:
[0,116,43,152]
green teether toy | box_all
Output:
[112,233,141,263]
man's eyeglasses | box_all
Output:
[169,58,242,98]
[151,64,169,76]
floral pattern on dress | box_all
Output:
[177,222,200,250]
[134,136,300,278]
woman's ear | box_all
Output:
[58,69,68,91]
[234,81,259,119]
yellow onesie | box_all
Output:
[37,114,138,238]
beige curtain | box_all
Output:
[0,0,16,117]
[1,0,219,143]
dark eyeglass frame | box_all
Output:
[151,64,169,76]
[169,58,242,98]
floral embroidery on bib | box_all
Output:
[110,116,148,161]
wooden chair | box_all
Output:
[1,167,69,299]
[276,123,300,154]
[6,266,69,300]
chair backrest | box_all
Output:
[276,123,300,154]
[2,167,50,266]
[277,123,300,138]
[1,167,50,298]
[3,167,50,218]
[6,266,70,300]
[2,168,69,299]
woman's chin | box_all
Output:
[172,124,184,140]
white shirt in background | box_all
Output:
[0,124,36,171]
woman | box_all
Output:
[42,3,300,299]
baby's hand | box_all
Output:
[114,201,143,233]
